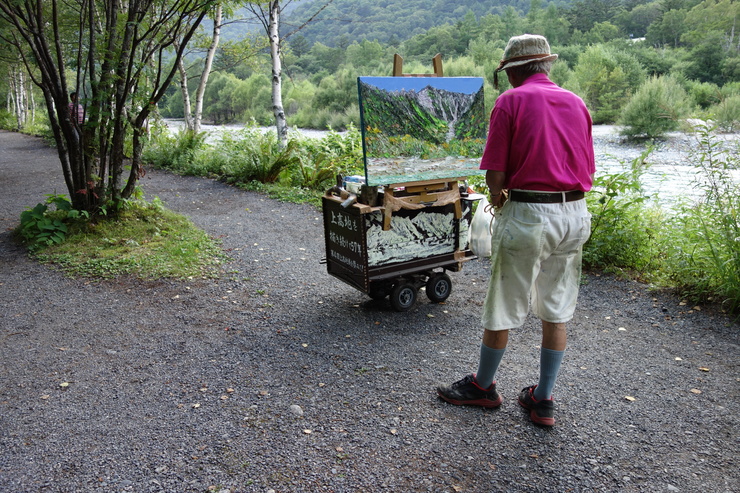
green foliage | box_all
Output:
[143,125,364,191]
[0,109,17,130]
[687,80,723,109]
[142,128,208,172]
[663,123,740,311]
[620,74,694,139]
[17,195,89,252]
[584,148,665,276]
[222,132,301,185]
[708,95,740,133]
[568,44,646,124]
[293,125,364,190]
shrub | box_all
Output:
[708,95,740,133]
[17,195,89,252]
[568,44,646,124]
[142,128,208,173]
[664,123,740,312]
[292,124,364,190]
[584,148,667,277]
[686,80,722,109]
[619,75,693,139]
[218,131,301,185]
[0,109,17,130]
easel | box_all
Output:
[393,53,444,77]
[380,53,463,230]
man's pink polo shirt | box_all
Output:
[480,73,595,192]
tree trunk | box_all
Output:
[269,0,288,149]
[176,39,193,131]
[193,4,221,134]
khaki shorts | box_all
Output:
[481,199,592,331]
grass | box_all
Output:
[31,199,228,280]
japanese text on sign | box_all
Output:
[330,250,363,271]
[330,211,358,232]
[329,231,362,254]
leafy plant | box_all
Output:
[224,134,301,184]
[709,95,740,133]
[584,148,665,276]
[619,75,693,139]
[17,195,89,252]
[142,128,208,173]
[665,122,740,311]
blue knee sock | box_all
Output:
[475,344,506,389]
[534,348,565,400]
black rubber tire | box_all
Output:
[390,283,417,311]
[425,273,452,303]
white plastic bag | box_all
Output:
[469,197,494,257]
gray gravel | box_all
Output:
[1,130,738,493]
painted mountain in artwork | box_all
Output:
[359,79,486,145]
[357,76,486,185]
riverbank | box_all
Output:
[163,119,739,205]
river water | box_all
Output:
[163,119,739,207]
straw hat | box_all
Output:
[495,34,558,73]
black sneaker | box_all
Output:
[518,385,555,426]
[437,374,502,408]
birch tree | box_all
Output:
[0,0,215,213]
[245,0,333,148]
[8,64,28,129]
[177,3,224,133]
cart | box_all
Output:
[321,54,485,311]
[322,178,481,311]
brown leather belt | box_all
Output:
[509,190,585,203]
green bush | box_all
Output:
[584,148,666,277]
[17,195,89,252]
[686,80,722,109]
[0,109,17,130]
[664,123,740,311]
[709,95,740,133]
[290,125,363,190]
[568,44,646,124]
[619,75,693,139]
[142,128,208,173]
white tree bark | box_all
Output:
[269,0,288,148]
[176,39,193,131]
[193,4,221,133]
[10,67,27,129]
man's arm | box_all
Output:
[486,170,507,208]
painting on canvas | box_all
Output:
[358,76,486,186]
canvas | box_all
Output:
[358,76,487,186]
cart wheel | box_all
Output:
[368,283,388,300]
[426,273,452,303]
[390,283,417,312]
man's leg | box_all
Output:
[436,329,508,408]
[475,329,509,388]
[534,321,566,400]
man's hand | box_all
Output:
[490,189,508,209]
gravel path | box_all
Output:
[1,130,738,493]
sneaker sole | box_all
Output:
[518,399,555,426]
[438,392,503,408]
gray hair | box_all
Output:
[507,60,553,77]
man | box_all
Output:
[437,34,595,426]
